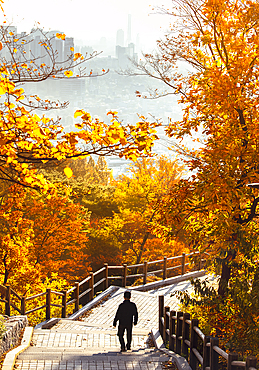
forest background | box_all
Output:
[0,0,258,361]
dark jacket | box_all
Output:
[113,299,138,327]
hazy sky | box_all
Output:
[0,0,173,50]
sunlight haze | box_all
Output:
[1,0,172,51]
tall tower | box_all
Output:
[127,14,132,45]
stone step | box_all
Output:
[17,348,171,362]
[18,347,157,354]
[30,331,147,349]
[34,327,149,336]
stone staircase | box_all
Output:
[15,274,216,370]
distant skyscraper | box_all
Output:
[64,37,74,59]
[127,14,132,45]
[116,29,124,47]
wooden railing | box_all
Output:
[0,251,204,321]
[158,295,257,370]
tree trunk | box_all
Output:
[218,260,231,297]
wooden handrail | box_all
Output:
[158,295,257,370]
[51,290,65,296]
[127,263,144,268]
[78,275,91,286]
[0,251,205,321]
[25,292,47,301]
[26,305,47,315]
[93,267,106,276]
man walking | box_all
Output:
[113,290,138,352]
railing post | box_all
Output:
[169,310,176,351]
[158,295,164,336]
[176,311,183,354]
[182,312,190,360]
[227,353,239,370]
[104,263,109,290]
[190,318,199,370]
[245,356,257,370]
[163,257,167,280]
[123,264,127,287]
[210,337,219,370]
[163,306,170,343]
[89,272,94,301]
[21,296,26,316]
[46,288,51,320]
[75,282,79,312]
[5,286,10,316]
[143,261,148,285]
[62,290,67,318]
[203,336,211,370]
[181,253,186,275]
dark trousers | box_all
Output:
[118,325,133,350]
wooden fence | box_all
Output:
[158,295,257,370]
[0,251,203,320]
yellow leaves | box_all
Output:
[70,47,74,52]
[13,88,24,96]
[33,127,45,138]
[64,70,73,78]
[14,48,17,53]
[0,86,5,95]
[128,153,138,162]
[56,33,66,40]
[64,167,73,179]
[74,110,85,118]
[33,114,41,122]
[73,53,82,61]
[81,113,91,121]
[0,65,159,190]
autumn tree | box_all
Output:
[0,183,91,294]
[129,0,259,354]
[22,189,91,284]
[0,185,37,290]
[86,156,186,269]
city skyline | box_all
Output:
[0,0,173,52]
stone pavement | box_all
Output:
[15,274,215,370]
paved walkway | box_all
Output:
[15,274,215,370]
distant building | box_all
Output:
[64,37,74,59]
[116,43,138,68]
[116,29,124,47]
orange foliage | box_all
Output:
[0,184,91,294]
